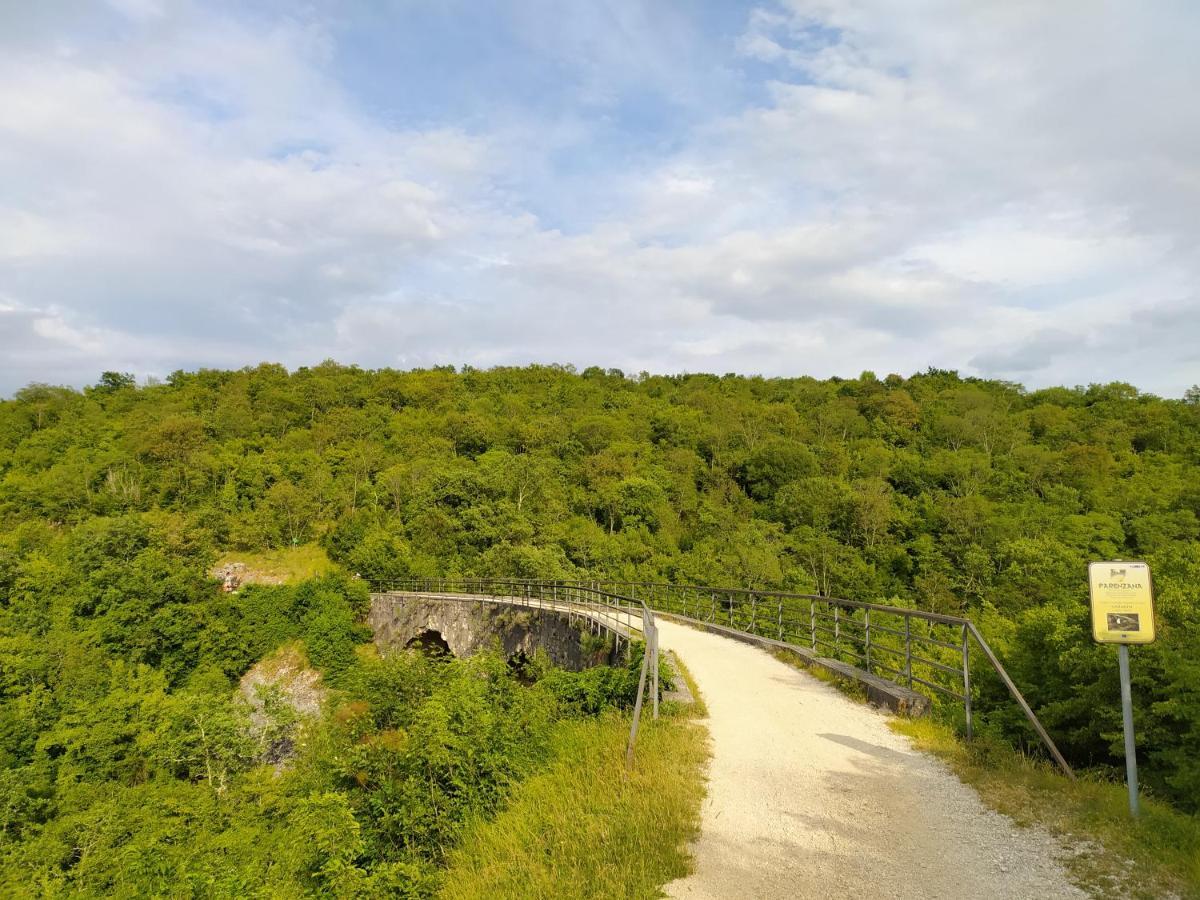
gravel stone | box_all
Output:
[657,619,1088,899]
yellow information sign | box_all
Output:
[1088,561,1155,644]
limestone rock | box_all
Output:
[237,642,326,767]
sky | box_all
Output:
[1,0,1198,397]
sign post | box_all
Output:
[1116,643,1138,817]
[1087,561,1156,818]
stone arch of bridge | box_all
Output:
[405,628,453,656]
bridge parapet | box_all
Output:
[369,591,624,670]
[654,610,929,714]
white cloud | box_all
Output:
[0,1,1198,395]
[0,297,242,387]
[104,0,165,21]
[0,9,499,354]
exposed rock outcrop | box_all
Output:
[237,642,326,767]
[212,560,286,592]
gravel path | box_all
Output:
[657,618,1088,900]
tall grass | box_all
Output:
[213,543,335,583]
[893,717,1200,900]
[440,710,710,899]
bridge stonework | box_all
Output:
[368,593,618,671]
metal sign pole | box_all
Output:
[1088,559,1155,816]
[1117,643,1140,817]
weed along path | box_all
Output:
[654,619,1087,900]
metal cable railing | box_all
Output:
[371,578,660,768]
[582,579,1073,778]
[369,577,1072,779]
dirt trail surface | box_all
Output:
[656,618,1087,900]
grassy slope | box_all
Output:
[892,718,1200,900]
[440,705,710,900]
[213,544,335,583]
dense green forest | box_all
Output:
[0,538,644,895]
[1,363,1198,891]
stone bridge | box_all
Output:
[368,592,627,671]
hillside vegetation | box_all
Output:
[1,364,1198,825]
[0,542,656,894]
